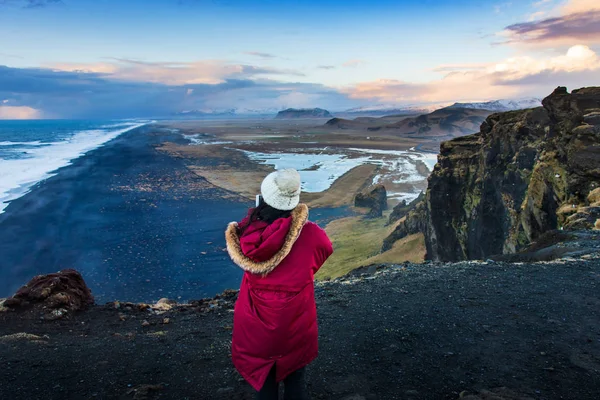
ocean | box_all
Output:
[0,120,349,303]
[0,119,149,213]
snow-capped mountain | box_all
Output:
[172,97,543,118]
[446,98,542,112]
[341,104,442,116]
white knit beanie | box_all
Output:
[260,169,301,211]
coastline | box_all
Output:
[0,120,151,214]
[0,124,355,303]
[0,116,436,302]
[0,125,252,303]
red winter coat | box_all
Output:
[225,204,333,391]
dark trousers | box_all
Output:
[256,365,309,400]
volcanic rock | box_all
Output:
[384,86,600,261]
[388,191,425,225]
[355,185,387,218]
[3,269,94,319]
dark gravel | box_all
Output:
[1,257,599,400]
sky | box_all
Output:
[0,0,599,118]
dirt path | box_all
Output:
[1,258,599,399]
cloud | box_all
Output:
[0,65,360,118]
[51,58,305,85]
[0,0,61,8]
[24,0,60,7]
[0,106,42,119]
[342,59,366,68]
[528,11,547,21]
[561,0,598,13]
[432,62,490,73]
[244,51,277,59]
[500,0,600,46]
[317,65,336,70]
[343,45,600,104]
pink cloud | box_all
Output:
[500,0,600,46]
[50,58,305,85]
[343,45,600,104]
[0,106,42,119]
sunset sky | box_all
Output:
[0,0,599,118]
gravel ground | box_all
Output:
[1,256,599,400]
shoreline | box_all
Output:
[0,117,434,303]
[0,124,354,303]
[0,125,252,303]
[0,120,151,214]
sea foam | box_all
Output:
[0,121,149,214]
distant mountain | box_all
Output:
[275,108,332,119]
[342,104,438,117]
[446,98,542,112]
[324,117,368,129]
[324,107,492,140]
[173,109,237,118]
[386,107,491,138]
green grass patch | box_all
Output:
[316,213,425,281]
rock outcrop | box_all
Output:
[275,108,332,119]
[384,86,600,261]
[3,269,94,319]
[382,199,428,251]
[387,191,425,225]
[355,185,387,218]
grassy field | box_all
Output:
[316,213,425,280]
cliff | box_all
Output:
[275,108,332,119]
[384,86,600,261]
[2,257,600,399]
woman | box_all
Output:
[225,168,334,399]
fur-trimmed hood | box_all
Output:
[225,204,308,275]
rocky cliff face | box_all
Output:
[384,87,600,261]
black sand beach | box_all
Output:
[0,125,354,303]
[0,125,254,303]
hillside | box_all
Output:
[324,107,491,141]
[446,98,541,112]
[384,86,600,261]
[275,108,332,119]
[1,257,599,399]
[385,107,491,139]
